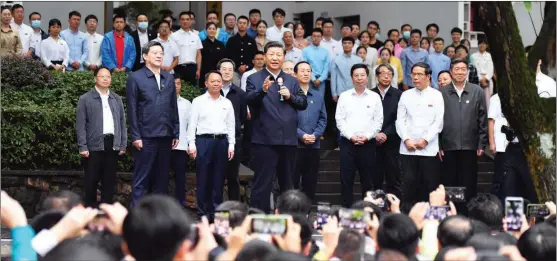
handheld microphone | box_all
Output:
[277,77,285,101]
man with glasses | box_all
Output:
[153,20,179,74]
[76,67,127,207]
[396,62,444,208]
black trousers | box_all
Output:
[250,144,296,213]
[175,64,198,87]
[339,138,375,207]
[293,148,321,202]
[501,143,538,203]
[401,155,440,210]
[225,137,243,201]
[442,150,478,214]
[241,121,254,168]
[83,135,118,207]
[171,150,188,207]
[492,152,506,203]
[375,143,403,198]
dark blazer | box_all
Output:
[439,82,488,151]
[226,33,257,72]
[131,29,156,71]
[297,88,327,149]
[222,84,248,136]
[246,69,308,146]
[372,86,402,148]
[126,66,179,142]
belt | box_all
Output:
[179,63,196,66]
[197,134,227,139]
[51,60,63,65]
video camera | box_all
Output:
[501,125,516,142]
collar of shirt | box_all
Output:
[156,37,170,43]
[138,30,148,36]
[113,31,125,38]
[204,91,224,100]
[95,87,110,97]
[322,37,336,43]
[2,26,14,33]
[265,68,280,79]
[350,88,370,97]
[222,83,231,92]
[378,86,390,97]
[410,46,421,52]
[415,86,433,94]
[67,28,80,35]
[451,80,468,91]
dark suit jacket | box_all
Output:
[372,86,402,148]
[297,88,327,149]
[246,69,308,146]
[222,84,248,136]
[126,66,179,142]
[131,29,157,71]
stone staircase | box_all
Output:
[313,150,494,205]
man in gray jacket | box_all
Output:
[76,67,127,207]
[439,58,488,212]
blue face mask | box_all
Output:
[375,33,380,40]
[31,20,41,28]
[138,22,148,30]
[403,31,410,39]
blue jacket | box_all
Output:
[126,66,179,142]
[297,88,327,148]
[101,31,136,71]
[198,28,230,46]
[246,69,308,146]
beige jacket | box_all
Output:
[0,26,22,56]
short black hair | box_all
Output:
[68,10,81,19]
[376,63,395,77]
[478,38,487,45]
[311,28,323,36]
[112,13,126,23]
[322,19,334,27]
[272,8,286,17]
[358,30,371,40]
[356,46,367,55]
[249,9,261,16]
[455,45,469,54]
[216,58,236,70]
[206,21,218,30]
[224,13,236,20]
[341,24,351,30]
[178,11,190,20]
[433,37,445,44]
[400,24,412,31]
[467,194,504,231]
[367,20,380,29]
[451,27,463,35]
[93,67,111,77]
[85,14,98,23]
[40,190,83,212]
[215,201,248,228]
[410,28,422,37]
[341,36,355,45]
[28,11,41,20]
[351,63,369,77]
[377,214,420,258]
[205,70,223,81]
[256,20,268,28]
[387,29,399,38]
[254,50,265,57]
[206,10,218,18]
[426,23,439,33]
[315,16,325,23]
[411,62,432,76]
[122,195,193,261]
[263,41,285,54]
[31,210,65,233]
[437,215,474,248]
[379,46,394,57]
[136,13,148,20]
[188,11,196,18]
[438,70,451,79]
[10,3,23,12]
[450,58,469,69]
[158,20,171,28]
[466,232,516,251]
[42,236,115,261]
[294,61,311,73]
[517,223,556,261]
[284,22,294,28]
[333,229,364,260]
[141,41,164,56]
[275,190,312,215]
[237,15,249,23]
[49,18,62,28]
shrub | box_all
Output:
[1,56,53,90]
[1,64,202,171]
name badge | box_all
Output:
[466,100,470,104]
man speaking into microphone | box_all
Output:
[246,41,308,213]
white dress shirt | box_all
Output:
[488,94,509,153]
[266,25,290,43]
[171,29,203,64]
[10,21,33,54]
[241,68,258,91]
[138,30,149,63]
[335,88,384,140]
[396,86,444,156]
[96,88,115,135]
[472,51,494,96]
[152,37,180,74]
[86,32,103,67]
[187,92,236,151]
[285,47,303,64]
[30,30,44,57]
[320,37,342,63]
[174,96,192,151]
[40,37,70,68]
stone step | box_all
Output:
[318,160,494,172]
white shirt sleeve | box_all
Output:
[31,229,59,257]
[395,93,409,141]
[335,94,353,139]
[186,98,199,151]
[226,101,236,151]
[424,91,444,143]
[367,93,384,140]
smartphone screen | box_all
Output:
[527,204,550,218]
[214,211,231,236]
[505,197,524,231]
[445,187,466,203]
[424,206,450,221]
[250,214,288,235]
[339,208,368,229]
[316,204,330,230]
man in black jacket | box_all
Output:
[372,64,403,198]
[226,15,257,86]
[439,58,488,213]
[217,58,248,201]
[131,14,156,71]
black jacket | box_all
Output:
[372,86,402,148]
[131,29,156,71]
[226,33,257,72]
[222,84,248,136]
[439,82,488,151]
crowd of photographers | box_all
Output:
[1,185,556,261]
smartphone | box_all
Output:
[339,208,369,230]
[214,211,231,236]
[424,206,450,221]
[527,204,550,218]
[445,187,467,203]
[367,190,389,211]
[316,203,331,230]
[505,197,524,231]
[96,210,108,218]
[250,214,288,235]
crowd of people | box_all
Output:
[2,3,557,261]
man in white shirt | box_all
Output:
[171,76,191,207]
[187,71,235,219]
[488,93,507,202]
[10,4,33,56]
[153,20,179,74]
[320,19,342,64]
[28,11,48,60]
[395,62,444,208]
[241,51,266,91]
[171,12,202,86]
[266,8,289,43]
[84,14,103,71]
[283,30,302,65]
[335,63,384,207]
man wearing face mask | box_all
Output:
[400,24,412,40]
[132,14,156,71]
[28,12,48,60]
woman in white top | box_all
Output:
[372,48,398,88]
[356,46,373,89]
[471,39,494,105]
[40,19,69,70]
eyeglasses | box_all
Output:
[378,72,393,77]
[96,76,111,80]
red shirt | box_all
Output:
[114,31,125,68]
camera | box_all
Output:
[501,125,516,142]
